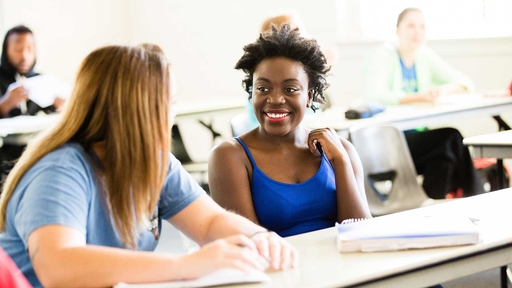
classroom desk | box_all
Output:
[464,130,512,159]
[0,114,61,147]
[0,97,245,153]
[463,130,512,287]
[463,130,512,190]
[303,94,512,134]
[227,189,512,288]
[172,97,245,163]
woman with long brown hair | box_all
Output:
[0,44,296,287]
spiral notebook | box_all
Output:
[336,215,481,253]
[114,268,270,288]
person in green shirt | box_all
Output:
[362,7,485,199]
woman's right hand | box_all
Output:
[0,85,29,116]
[419,88,440,103]
[175,234,269,280]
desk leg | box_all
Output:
[498,159,504,190]
[501,266,510,288]
[493,116,511,131]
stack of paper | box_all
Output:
[336,215,481,252]
[115,268,270,288]
[7,74,71,108]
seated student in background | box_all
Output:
[0,25,66,185]
[0,25,65,117]
[0,44,296,288]
[362,7,485,199]
[240,13,338,134]
[209,24,371,237]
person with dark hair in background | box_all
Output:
[209,24,371,237]
[0,25,66,186]
[362,8,485,199]
[0,25,65,117]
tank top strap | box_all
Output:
[235,137,257,168]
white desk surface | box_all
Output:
[0,114,61,137]
[226,189,512,288]
[464,130,512,146]
[174,97,246,116]
[303,94,512,133]
[464,130,512,158]
[0,97,246,137]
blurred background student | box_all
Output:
[0,25,67,188]
[362,8,485,199]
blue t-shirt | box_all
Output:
[0,143,205,287]
[399,57,418,94]
[236,138,337,237]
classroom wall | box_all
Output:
[125,0,339,102]
[1,0,511,156]
[0,0,130,85]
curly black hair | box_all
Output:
[235,24,330,112]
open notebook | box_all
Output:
[336,215,481,253]
[114,268,270,288]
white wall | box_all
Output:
[0,0,129,85]
[126,0,339,101]
[1,0,511,156]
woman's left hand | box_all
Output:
[308,128,346,164]
[250,231,298,270]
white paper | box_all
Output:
[336,215,481,252]
[114,268,270,288]
[7,74,71,108]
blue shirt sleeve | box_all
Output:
[13,155,91,248]
[158,153,206,220]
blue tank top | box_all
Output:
[235,137,337,237]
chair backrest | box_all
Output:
[349,125,431,216]
[231,113,250,137]
[171,124,192,163]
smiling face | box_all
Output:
[252,57,312,136]
[396,10,426,51]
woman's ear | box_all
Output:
[306,90,313,107]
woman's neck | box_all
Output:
[397,46,416,68]
[256,126,309,148]
[91,142,107,163]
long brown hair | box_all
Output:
[0,44,171,248]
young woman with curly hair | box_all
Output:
[209,24,371,237]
